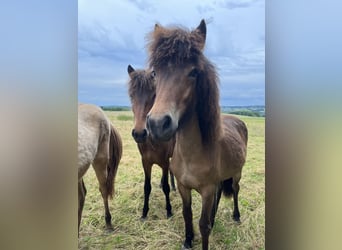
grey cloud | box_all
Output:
[78,0,264,106]
[217,0,262,9]
[127,0,156,12]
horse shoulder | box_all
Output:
[171,144,216,189]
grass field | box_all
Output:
[78,111,265,250]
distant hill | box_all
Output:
[100,106,131,111]
[221,106,265,117]
[101,105,265,117]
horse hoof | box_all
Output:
[181,240,192,250]
[167,212,173,219]
[233,217,241,224]
[181,244,191,250]
[105,226,114,233]
[140,216,147,222]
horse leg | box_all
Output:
[93,161,113,230]
[160,169,176,191]
[170,171,176,191]
[210,183,223,228]
[232,175,241,223]
[141,160,152,219]
[199,186,215,250]
[78,179,87,235]
[178,183,194,250]
[161,166,172,218]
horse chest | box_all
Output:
[138,143,168,165]
[171,156,214,189]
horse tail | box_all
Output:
[222,178,234,197]
[106,124,122,199]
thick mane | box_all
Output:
[147,26,204,69]
[148,24,221,146]
[196,56,221,146]
[128,70,155,99]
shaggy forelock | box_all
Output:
[128,70,155,99]
[147,26,204,69]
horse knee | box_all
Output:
[99,186,109,200]
[82,181,87,196]
[79,181,86,205]
[199,219,212,236]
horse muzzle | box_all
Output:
[146,114,177,141]
[131,128,148,143]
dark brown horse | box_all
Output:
[127,65,176,219]
[78,103,122,234]
[146,20,248,250]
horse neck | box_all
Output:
[177,113,200,145]
[176,111,218,163]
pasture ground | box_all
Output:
[79,111,265,250]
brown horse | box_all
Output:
[146,20,248,250]
[78,103,122,234]
[127,65,176,219]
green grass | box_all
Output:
[117,114,133,121]
[79,111,265,250]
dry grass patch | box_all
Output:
[79,111,264,250]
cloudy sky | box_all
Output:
[78,0,264,106]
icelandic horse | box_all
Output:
[127,65,176,219]
[146,20,248,249]
[78,103,122,234]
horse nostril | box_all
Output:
[162,115,172,131]
[146,115,174,141]
[131,129,136,138]
[142,129,147,138]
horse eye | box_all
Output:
[151,71,156,78]
[188,68,198,78]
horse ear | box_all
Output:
[194,19,206,50]
[127,65,135,76]
[154,23,162,33]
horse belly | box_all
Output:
[219,138,246,181]
[78,138,98,179]
[219,156,244,181]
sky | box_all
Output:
[78,0,265,106]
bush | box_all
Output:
[228,110,261,117]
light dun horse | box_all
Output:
[146,20,248,250]
[78,103,122,234]
[127,65,176,219]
